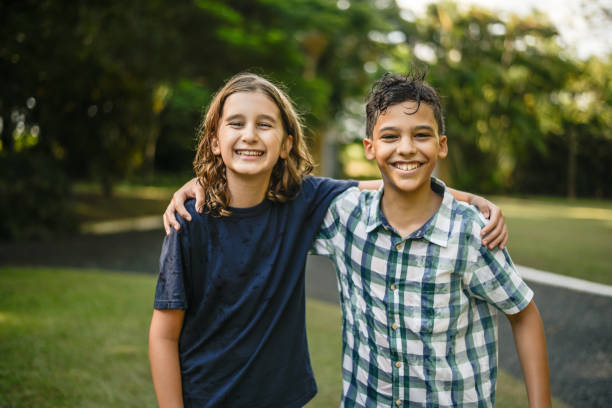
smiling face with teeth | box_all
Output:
[212,91,293,187]
[363,100,447,198]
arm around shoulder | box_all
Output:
[149,309,186,408]
[357,179,382,190]
[506,300,552,408]
[448,186,508,249]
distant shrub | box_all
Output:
[0,152,77,240]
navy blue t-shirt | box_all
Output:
[154,176,357,408]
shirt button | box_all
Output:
[390,284,397,291]
[395,361,402,368]
[395,242,404,250]
[396,399,402,406]
[392,323,399,330]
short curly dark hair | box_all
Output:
[365,70,445,139]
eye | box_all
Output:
[258,122,273,129]
[228,121,244,128]
[380,134,398,140]
[415,132,431,138]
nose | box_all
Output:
[241,123,258,143]
[397,135,416,155]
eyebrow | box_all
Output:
[224,113,277,123]
[378,125,435,133]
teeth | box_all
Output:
[236,150,263,156]
[394,162,420,171]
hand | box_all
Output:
[163,178,206,235]
[470,195,508,250]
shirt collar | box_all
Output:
[365,177,454,248]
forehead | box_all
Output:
[374,101,438,133]
[222,91,281,119]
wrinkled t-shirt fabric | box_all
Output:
[154,176,357,408]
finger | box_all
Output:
[480,205,491,220]
[165,203,181,231]
[486,225,505,250]
[482,218,503,248]
[195,182,205,213]
[480,207,500,236]
[500,225,508,250]
[163,213,171,236]
[174,193,192,222]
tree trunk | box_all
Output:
[1,110,14,152]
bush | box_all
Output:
[0,152,77,240]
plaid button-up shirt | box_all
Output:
[311,178,533,407]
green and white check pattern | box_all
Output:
[312,178,533,407]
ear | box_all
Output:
[280,134,293,159]
[211,135,221,155]
[438,135,448,159]
[363,138,375,160]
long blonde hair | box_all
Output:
[193,73,314,216]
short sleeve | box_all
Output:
[464,222,533,315]
[302,176,357,217]
[154,227,189,310]
[310,186,361,257]
[310,195,341,257]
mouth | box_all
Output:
[235,149,264,157]
[391,161,423,172]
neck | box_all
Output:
[380,179,442,238]
[226,172,271,208]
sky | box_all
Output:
[396,0,611,59]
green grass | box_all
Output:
[0,267,157,408]
[0,267,568,407]
[491,196,612,285]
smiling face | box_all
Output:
[212,91,293,185]
[363,100,447,197]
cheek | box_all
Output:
[271,133,285,154]
[374,145,392,161]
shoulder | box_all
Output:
[328,186,374,221]
[174,199,208,232]
[447,197,488,245]
[301,175,357,195]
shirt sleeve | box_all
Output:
[153,222,190,310]
[464,220,533,315]
[302,176,357,218]
[310,186,362,257]
[310,195,341,257]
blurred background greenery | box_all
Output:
[1,1,611,406]
[1,0,610,240]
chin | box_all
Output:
[386,178,430,194]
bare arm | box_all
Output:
[356,180,382,191]
[506,301,551,408]
[164,179,507,248]
[149,309,186,408]
[165,178,380,233]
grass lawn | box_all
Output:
[491,196,612,285]
[0,267,568,407]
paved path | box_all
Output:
[1,229,611,407]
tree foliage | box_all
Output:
[1,0,610,225]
